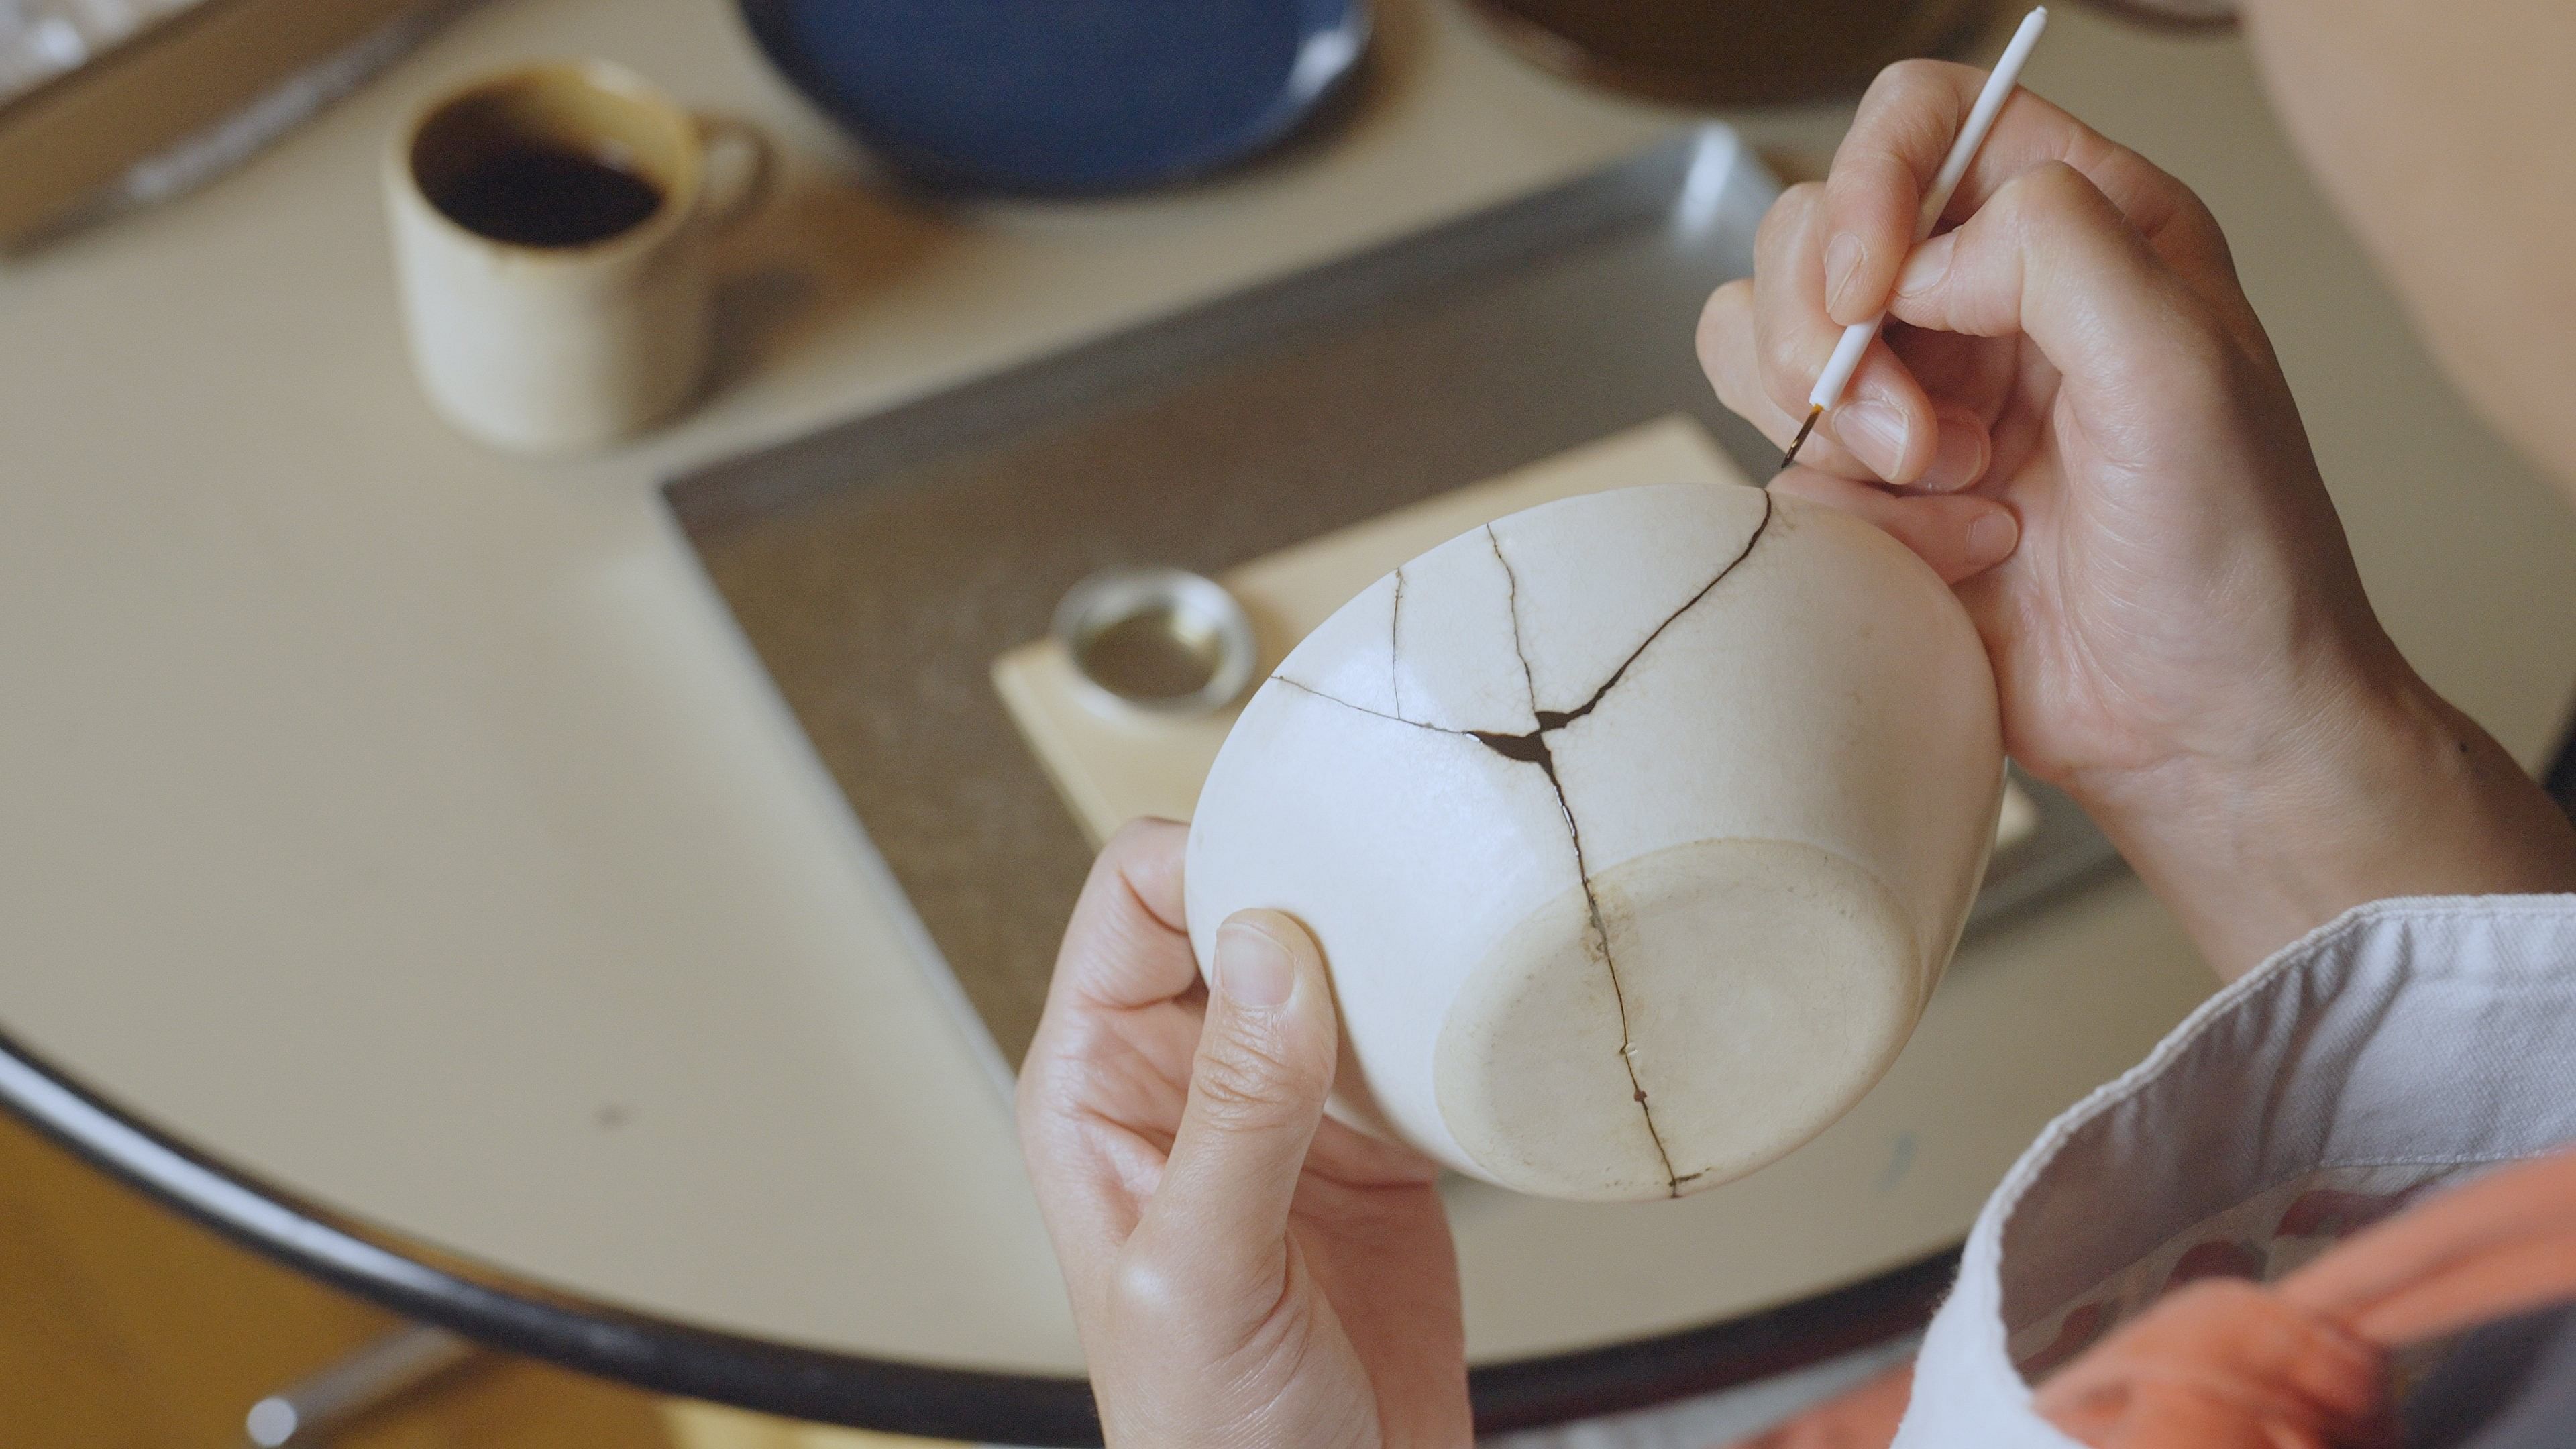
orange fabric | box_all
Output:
[2281,1150,2576,1347]
[2028,1279,2387,1448]
[1721,1147,2576,1449]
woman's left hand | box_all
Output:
[1017,819,1472,1448]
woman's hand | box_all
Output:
[1016,820,1472,1449]
[1699,62,2576,975]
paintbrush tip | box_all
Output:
[1779,405,1823,472]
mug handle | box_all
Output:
[693,114,774,233]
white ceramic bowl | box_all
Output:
[1185,482,2003,1201]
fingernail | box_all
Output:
[1896,233,1955,298]
[1919,414,1990,492]
[1833,400,1911,477]
[1216,921,1295,1008]
[1967,508,2019,565]
[1824,233,1866,315]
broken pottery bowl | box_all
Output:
[1185,482,2003,1202]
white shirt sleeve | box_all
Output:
[1893,894,2576,1447]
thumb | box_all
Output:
[1132,910,1338,1301]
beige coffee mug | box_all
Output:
[384,62,766,455]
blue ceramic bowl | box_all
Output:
[736,0,1371,195]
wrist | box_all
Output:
[2070,663,2576,979]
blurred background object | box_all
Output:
[1465,0,1990,105]
[0,0,204,106]
[244,1324,476,1446]
[2075,0,2235,28]
[733,0,1368,194]
[0,0,462,248]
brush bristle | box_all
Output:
[1779,405,1823,472]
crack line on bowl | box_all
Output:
[1476,523,1680,1196]
[1269,494,1776,1198]
[1269,676,1474,736]
[1528,490,1774,735]
[1388,567,1409,723]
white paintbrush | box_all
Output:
[1782,5,2051,470]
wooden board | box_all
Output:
[0,1107,673,1449]
[0,0,432,244]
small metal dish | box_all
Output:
[1053,567,1258,718]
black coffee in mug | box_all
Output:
[390,60,770,451]
[429,145,665,248]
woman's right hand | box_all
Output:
[1698,62,2576,975]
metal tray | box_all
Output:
[665,130,2121,1069]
